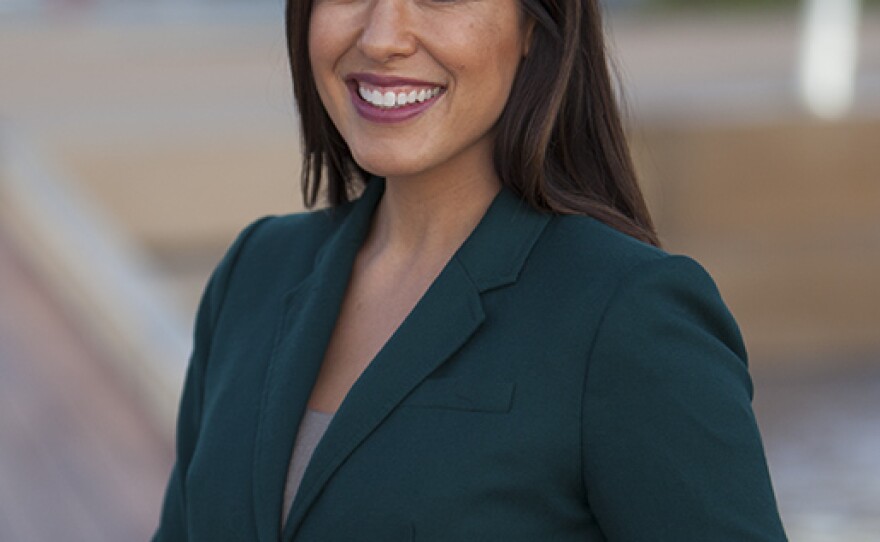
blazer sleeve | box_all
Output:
[581,255,788,541]
[152,217,270,542]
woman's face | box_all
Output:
[309,0,531,181]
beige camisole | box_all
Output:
[281,408,334,527]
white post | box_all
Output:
[799,0,862,120]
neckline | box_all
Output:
[304,407,335,418]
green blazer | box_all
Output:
[154,179,787,541]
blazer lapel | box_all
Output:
[281,247,487,541]
[252,180,384,542]
[266,180,551,542]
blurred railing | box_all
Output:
[0,122,190,435]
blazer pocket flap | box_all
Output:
[404,377,514,413]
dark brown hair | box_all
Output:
[285,0,659,247]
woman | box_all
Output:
[154,0,788,540]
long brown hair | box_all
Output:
[285,0,659,247]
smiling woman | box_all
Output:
[152,0,789,540]
[291,0,660,244]
[307,0,528,188]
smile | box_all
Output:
[346,74,446,124]
[357,84,443,109]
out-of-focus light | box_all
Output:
[799,0,862,120]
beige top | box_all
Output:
[281,408,334,528]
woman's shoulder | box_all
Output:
[205,204,356,297]
[536,214,729,318]
[230,201,358,261]
[246,205,353,251]
[541,213,671,277]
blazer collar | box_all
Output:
[252,178,551,542]
[309,177,551,290]
[454,182,551,292]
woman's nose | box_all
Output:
[356,0,418,63]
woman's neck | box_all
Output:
[363,165,501,268]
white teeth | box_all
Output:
[358,84,443,109]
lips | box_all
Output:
[345,72,446,123]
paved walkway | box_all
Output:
[0,227,171,542]
[753,363,880,541]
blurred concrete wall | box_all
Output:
[633,120,880,365]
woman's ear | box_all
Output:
[522,16,536,57]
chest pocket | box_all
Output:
[403,377,515,413]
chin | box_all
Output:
[350,150,431,180]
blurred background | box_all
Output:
[0,0,878,540]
